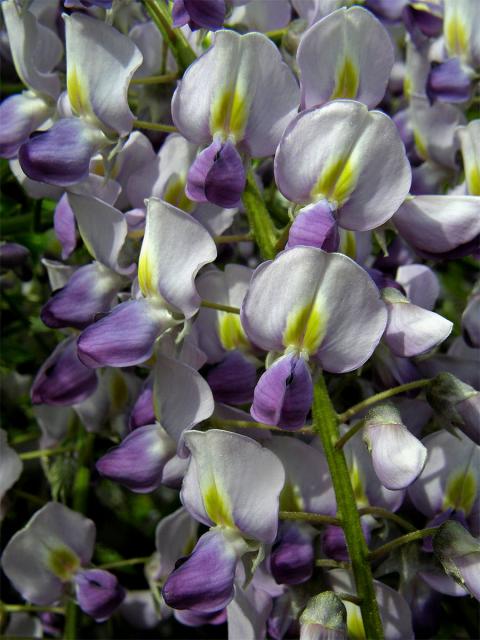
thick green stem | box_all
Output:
[242,170,278,260]
[64,600,78,640]
[313,373,384,639]
[368,527,438,562]
[1,603,65,615]
[133,119,177,133]
[279,510,341,527]
[200,300,240,314]
[143,0,196,72]
[337,379,431,423]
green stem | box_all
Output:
[200,300,240,314]
[337,592,363,606]
[264,28,287,42]
[313,373,384,639]
[242,169,278,260]
[279,510,341,527]
[358,506,416,532]
[97,556,151,570]
[130,73,178,85]
[143,0,196,72]
[10,430,42,445]
[19,445,76,461]
[214,233,254,244]
[1,603,65,615]
[368,527,438,562]
[64,599,78,640]
[337,379,431,423]
[208,417,313,435]
[315,559,350,570]
[13,489,46,506]
[334,419,366,450]
[133,119,177,133]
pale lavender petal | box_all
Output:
[96,424,176,493]
[396,264,440,310]
[251,353,313,430]
[162,529,239,612]
[74,569,126,622]
[286,201,339,251]
[0,92,51,159]
[77,300,172,369]
[31,337,98,406]
[155,507,199,579]
[54,194,77,260]
[19,119,106,186]
[0,429,23,501]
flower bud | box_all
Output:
[432,521,480,600]
[300,592,347,640]
[74,569,126,622]
[427,373,480,444]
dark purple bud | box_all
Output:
[287,201,339,252]
[129,380,155,430]
[206,351,257,405]
[427,58,472,104]
[19,118,106,187]
[271,523,314,585]
[96,424,176,493]
[74,569,126,622]
[251,353,313,430]
[172,0,225,31]
[403,4,443,39]
[187,139,246,209]
[0,243,30,269]
[31,338,98,406]
[163,530,238,613]
[41,263,123,330]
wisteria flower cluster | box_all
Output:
[0,0,479,638]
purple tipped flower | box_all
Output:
[74,569,126,622]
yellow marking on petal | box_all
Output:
[203,483,234,528]
[311,155,359,208]
[339,229,357,260]
[279,481,304,512]
[163,175,194,212]
[210,86,248,142]
[48,546,80,581]
[346,604,366,640]
[350,460,369,508]
[445,14,469,58]
[413,129,428,160]
[330,56,359,101]
[283,300,327,357]
[403,74,412,100]
[466,166,480,196]
[443,470,476,516]
[218,313,249,351]
[67,66,90,117]
[138,247,156,298]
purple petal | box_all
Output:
[74,569,125,622]
[162,529,238,613]
[287,201,339,251]
[41,263,122,330]
[0,243,30,269]
[180,0,226,30]
[251,353,313,430]
[427,58,472,104]
[31,338,97,406]
[19,118,105,186]
[271,522,314,585]
[187,139,245,208]
[54,194,77,260]
[206,351,257,405]
[0,93,51,159]
[172,0,190,27]
[129,380,155,430]
[77,299,170,369]
[96,424,175,493]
